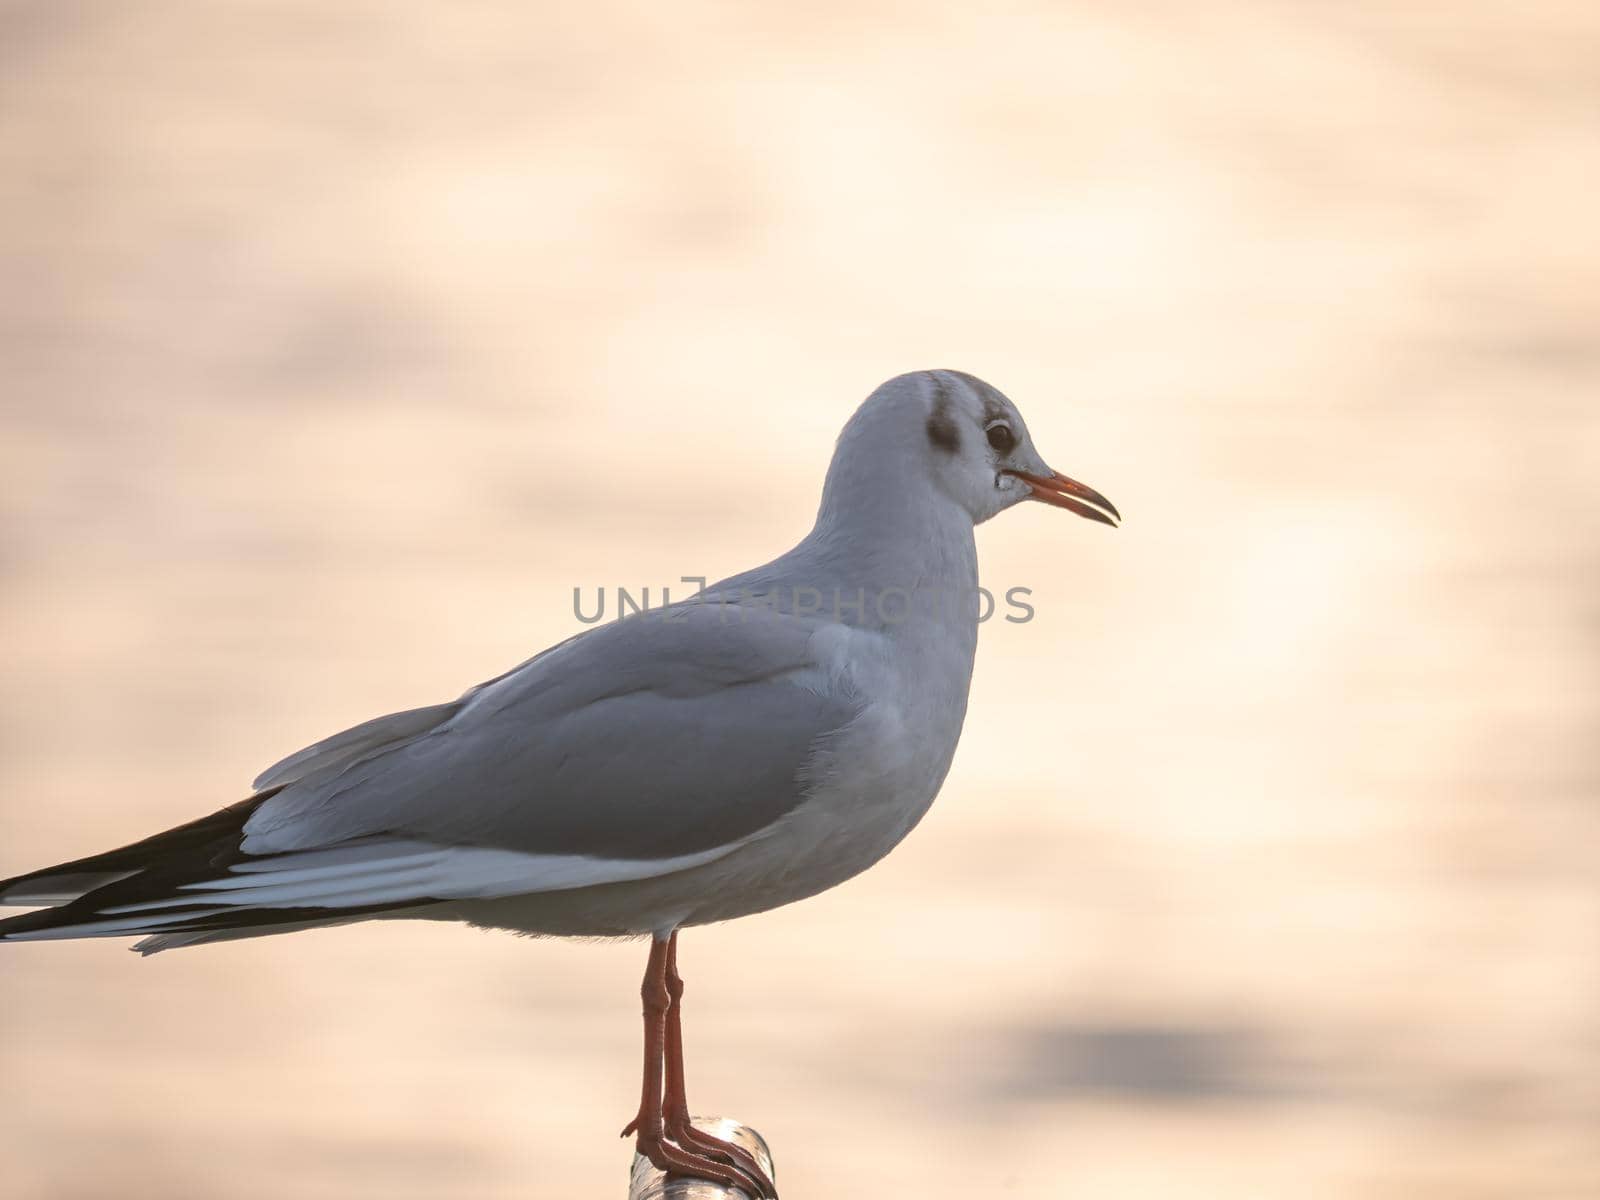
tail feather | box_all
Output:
[131,916,372,956]
[0,789,443,949]
[0,795,271,907]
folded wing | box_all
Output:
[0,601,861,948]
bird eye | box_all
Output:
[986,423,1015,454]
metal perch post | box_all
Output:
[628,1119,776,1200]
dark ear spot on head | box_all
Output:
[926,382,961,455]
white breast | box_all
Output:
[661,605,975,927]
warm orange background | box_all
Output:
[2,3,1596,1197]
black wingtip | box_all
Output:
[0,793,276,907]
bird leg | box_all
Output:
[619,935,670,1142]
[661,932,778,1198]
[621,933,777,1198]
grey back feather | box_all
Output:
[252,702,466,791]
[243,602,861,861]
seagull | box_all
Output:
[0,369,1117,1197]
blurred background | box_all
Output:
[2,2,1596,1197]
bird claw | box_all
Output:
[633,1126,784,1200]
[633,1139,777,1200]
[666,1117,778,1198]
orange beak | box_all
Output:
[1004,469,1120,527]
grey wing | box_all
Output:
[250,633,582,791]
[0,604,862,945]
[241,602,861,864]
[252,701,464,791]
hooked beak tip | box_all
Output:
[1006,469,1120,527]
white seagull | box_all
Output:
[0,369,1118,1197]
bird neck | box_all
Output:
[747,458,982,640]
[807,473,977,587]
[708,401,982,638]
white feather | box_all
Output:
[2,909,234,941]
[94,837,751,916]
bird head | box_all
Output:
[916,369,1119,527]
